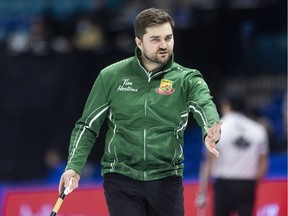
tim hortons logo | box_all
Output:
[117,79,138,92]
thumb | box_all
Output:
[63,177,74,195]
[210,148,219,158]
[63,174,72,188]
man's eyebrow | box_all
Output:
[149,34,173,39]
[149,35,161,39]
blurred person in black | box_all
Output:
[195,94,269,216]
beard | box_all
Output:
[142,48,171,66]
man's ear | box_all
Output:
[135,37,142,48]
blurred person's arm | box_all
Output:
[256,153,269,182]
[195,152,215,208]
[256,124,270,183]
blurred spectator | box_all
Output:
[73,15,106,52]
[44,147,66,183]
[44,147,101,183]
[28,17,52,55]
[50,35,72,54]
[5,29,30,55]
[195,94,269,216]
[81,160,102,181]
[110,1,146,30]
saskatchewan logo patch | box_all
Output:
[155,79,175,95]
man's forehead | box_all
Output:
[144,23,173,37]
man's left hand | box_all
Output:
[204,121,222,158]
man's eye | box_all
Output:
[165,37,172,42]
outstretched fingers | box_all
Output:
[205,121,222,158]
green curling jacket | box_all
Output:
[66,49,220,181]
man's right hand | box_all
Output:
[195,193,207,208]
[58,169,81,195]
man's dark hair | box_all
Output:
[221,94,247,113]
[134,8,175,40]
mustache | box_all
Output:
[158,48,167,52]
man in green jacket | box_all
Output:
[58,7,222,216]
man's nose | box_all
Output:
[159,40,167,49]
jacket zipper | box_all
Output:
[137,59,167,181]
[143,74,151,181]
[144,72,164,180]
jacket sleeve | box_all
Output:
[66,73,109,174]
[186,71,220,141]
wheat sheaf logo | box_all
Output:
[156,79,175,95]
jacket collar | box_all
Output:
[135,47,174,73]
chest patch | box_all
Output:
[156,79,175,95]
